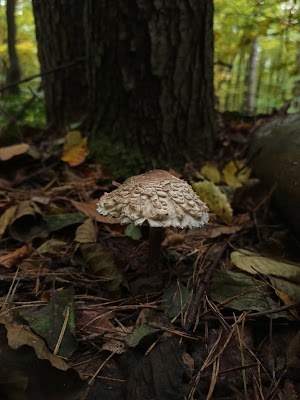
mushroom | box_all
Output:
[96,169,209,278]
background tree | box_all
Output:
[32,0,215,175]
[5,0,21,94]
[31,0,88,130]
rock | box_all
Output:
[251,115,300,239]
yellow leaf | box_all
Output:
[275,289,299,319]
[223,160,251,187]
[200,162,221,184]
[231,249,300,280]
[61,131,89,167]
[193,180,233,224]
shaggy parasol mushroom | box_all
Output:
[97,169,209,277]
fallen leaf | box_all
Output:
[71,199,120,224]
[0,313,86,399]
[9,201,49,242]
[0,205,17,238]
[0,245,31,269]
[44,212,86,232]
[162,282,189,318]
[74,243,123,292]
[0,143,30,161]
[124,224,142,241]
[270,276,300,318]
[76,309,115,336]
[231,249,300,281]
[19,287,77,358]
[127,324,160,347]
[36,239,67,254]
[75,218,97,243]
[210,270,293,319]
[193,180,233,224]
[223,160,251,188]
[61,131,89,167]
[0,312,70,371]
[200,162,221,184]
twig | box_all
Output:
[0,57,85,93]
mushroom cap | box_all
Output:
[97,169,209,228]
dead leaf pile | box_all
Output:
[0,118,299,399]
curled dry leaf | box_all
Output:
[0,245,31,269]
[9,201,48,242]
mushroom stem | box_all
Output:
[148,227,164,276]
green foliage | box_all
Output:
[0,91,46,134]
[214,0,300,114]
[89,132,152,178]
[0,0,39,86]
[0,0,45,135]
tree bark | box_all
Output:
[32,0,88,130]
[32,0,215,174]
[6,0,21,94]
[86,0,215,175]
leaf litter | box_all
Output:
[0,118,299,399]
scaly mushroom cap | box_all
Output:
[97,169,209,228]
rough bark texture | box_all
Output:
[252,115,300,239]
[86,0,215,175]
[32,0,88,129]
[6,0,21,94]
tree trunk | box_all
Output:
[32,0,88,130]
[86,0,215,176]
[245,37,258,115]
[6,0,21,94]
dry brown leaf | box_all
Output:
[71,199,120,224]
[9,201,48,242]
[0,313,70,371]
[0,143,30,161]
[76,309,115,335]
[0,245,31,269]
[275,289,299,319]
[75,218,97,243]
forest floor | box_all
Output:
[0,113,299,400]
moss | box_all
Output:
[89,132,153,178]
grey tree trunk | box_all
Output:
[32,0,88,130]
[6,0,21,94]
[86,0,215,175]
